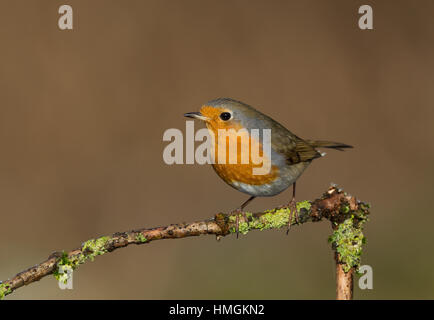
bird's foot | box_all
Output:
[286,198,299,235]
[231,208,248,239]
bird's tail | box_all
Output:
[306,140,353,152]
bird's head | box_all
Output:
[184,98,254,132]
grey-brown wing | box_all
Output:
[272,129,321,165]
[239,106,321,165]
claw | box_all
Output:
[235,212,240,238]
[231,209,242,238]
[286,182,298,235]
[286,199,298,235]
[231,196,256,239]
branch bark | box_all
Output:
[335,253,354,300]
[0,185,370,299]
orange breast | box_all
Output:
[205,120,279,186]
[212,162,279,186]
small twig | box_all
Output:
[0,186,369,299]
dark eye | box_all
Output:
[219,112,232,121]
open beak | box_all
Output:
[184,112,209,121]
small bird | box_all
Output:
[185,98,352,236]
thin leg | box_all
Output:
[234,196,256,238]
[286,182,298,235]
[239,196,256,211]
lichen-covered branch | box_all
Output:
[0,185,369,299]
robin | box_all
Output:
[184,98,352,237]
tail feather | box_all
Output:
[306,140,353,152]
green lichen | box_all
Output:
[53,236,110,281]
[228,201,311,235]
[82,236,110,260]
[226,196,370,273]
[328,214,368,273]
[135,233,147,243]
[340,205,350,214]
[296,200,311,212]
[0,282,12,300]
[53,251,73,282]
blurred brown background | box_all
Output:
[0,0,433,299]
